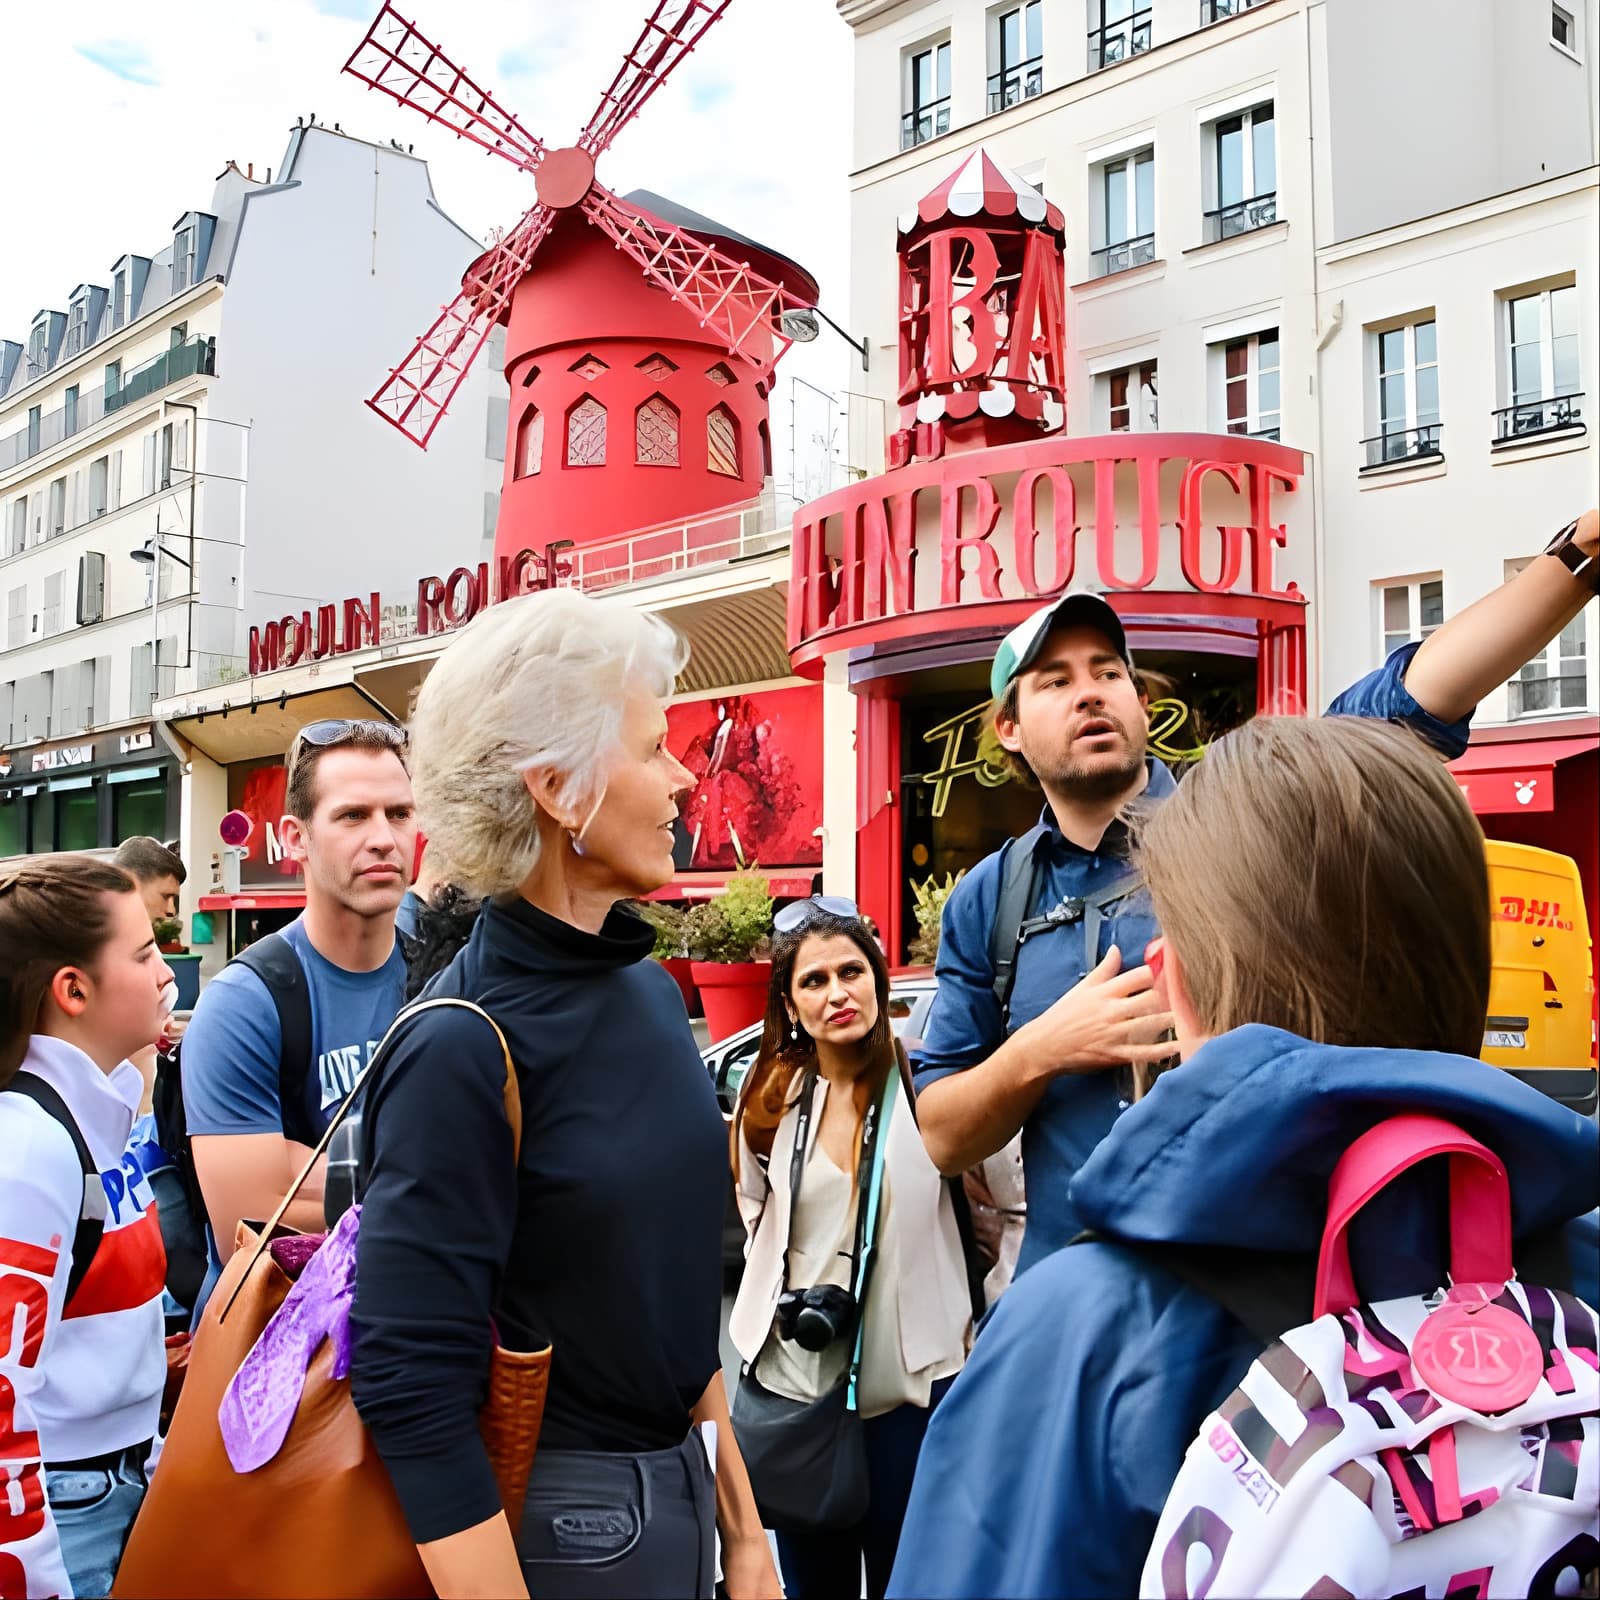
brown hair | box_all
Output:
[0,856,140,1090]
[1136,716,1490,1057]
[113,835,186,886]
[991,683,1038,787]
[732,913,897,1181]
[284,722,408,823]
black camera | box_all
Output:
[774,1284,859,1352]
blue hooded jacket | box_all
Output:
[888,1026,1600,1600]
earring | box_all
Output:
[566,827,586,859]
[789,1022,799,1043]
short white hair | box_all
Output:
[410,588,688,897]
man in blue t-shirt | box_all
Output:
[183,719,416,1268]
[913,510,1600,1276]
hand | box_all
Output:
[722,1534,783,1599]
[163,1013,190,1048]
[1574,508,1598,558]
[1016,945,1175,1077]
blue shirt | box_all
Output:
[912,643,1472,1275]
[182,917,408,1143]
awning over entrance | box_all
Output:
[166,683,396,765]
[197,890,307,912]
[1448,733,1598,815]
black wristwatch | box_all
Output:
[1543,518,1600,595]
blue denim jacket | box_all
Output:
[912,642,1472,1274]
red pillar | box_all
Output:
[1256,618,1308,716]
[855,692,904,962]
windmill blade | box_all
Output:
[579,0,733,159]
[369,206,556,448]
[582,186,805,376]
[344,4,546,172]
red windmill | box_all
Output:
[344,3,820,559]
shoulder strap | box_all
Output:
[1080,870,1141,974]
[7,1072,108,1307]
[232,934,317,1147]
[847,1067,898,1412]
[220,996,516,1324]
[990,824,1050,1026]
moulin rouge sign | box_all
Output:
[247,544,568,675]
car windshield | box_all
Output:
[721,990,925,1105]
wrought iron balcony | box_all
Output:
[1202,0,1268,23]
[1202,191,1278,243]
[1493,392,1584,443]
[1362,423,1442,468]
[901,97,951,150]
[1088,10,1151,70]
[1091,233,1156,277]
[987,60,1043,113]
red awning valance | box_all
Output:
[1448,734,1597,815]
[197,891,307,911]
[640,872,817,903]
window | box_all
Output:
[66,299,90,359]
[1093,148,1155,276]
[1219,328,1280,439]
[116,779,168,842]
[1498,284,1583,440]
[1378,578,1444,663]
[7,499,25,557]
[105,359,122,398]
[989,2,1043,111]
[6,586,25,650]
[1364,318,1441,466]
[637,353,678,381]
[0,797,21,861]
[1507,560,1587,713]
[112,268,128,330]
[1206,103,1277,241]
[1089,0,1151,70]
[1203,0,1266,21]
[514,406,544,478]
[42,572,63,637]
[64,385,79,436]
[1552,4,1575,50]
[57,789,98,850]
[173,227,196,294]
[1107,361,1158,431]
[565,395,607,467]
[708,403,740,477]
[902,39,951,150]
[87,457,110,521]
[47,478,66,539]
[159,421,186,490]
[636,395,681,467]
[705,363,736,387]
[26,324,47,380]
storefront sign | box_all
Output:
[788,432,1304,670]
[246,544,570,675]
[31,743,94,773]
[120,731,156,755]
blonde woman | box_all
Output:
[348,590,779,1600]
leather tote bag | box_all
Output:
[114,999,549,1599]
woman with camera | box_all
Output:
[729,900,973,1599]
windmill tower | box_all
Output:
[344,4,820,560]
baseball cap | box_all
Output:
[989,591,1133,701]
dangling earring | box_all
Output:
[566,826,586,858]
[789,1021,800,1045]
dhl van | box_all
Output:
[1482,839,1596,1113]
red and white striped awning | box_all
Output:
[899,148,1065,237]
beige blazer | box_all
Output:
[729,1066,972,1381]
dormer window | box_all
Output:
[173,226,197,294]
[26,323,47,380]
[66,299,90,359]
[112,268,129,329]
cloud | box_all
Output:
[309,0,372,18]
[688,79,731,113]
[75,39,160,86]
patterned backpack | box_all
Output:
[1140,1115,1599,1599]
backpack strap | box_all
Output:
[989,824,1050,1029]
[7,1072,108,1308]
[231,934,318,1148]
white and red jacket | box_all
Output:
[1,1036,166,1598]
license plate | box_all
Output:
[1484,1029,1526,1050]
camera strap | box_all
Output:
[847,1067,897,1411]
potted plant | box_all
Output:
[154,916,205,1009]
[687,870,774,1041]
[908,870,964,967]
[638,902,701,1018]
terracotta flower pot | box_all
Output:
[690,960,772,1042]
[658,957,703,1019]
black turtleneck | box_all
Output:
[349,896,728,1545]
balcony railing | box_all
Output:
[901,97,951,150]
[1202,191,1278,243]
[1202,0,1268,22]
[551,500,791,595]
[0,335,215,475]
[1493,392,1584,443]
[1091,233,1157,277]
[1088,10,1151,70]
[987,59,1043,113]
[1362,422,1443,468]
[1510,673,1588,718]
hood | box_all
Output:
[1071,1025,1598,1290]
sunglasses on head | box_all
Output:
[773,894,861,935]
[294,718,406,750]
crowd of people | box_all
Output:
[0,510,1596,1599]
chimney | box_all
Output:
[247,162,254,180]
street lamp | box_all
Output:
[129,533,191,707]
[780,306,870,372]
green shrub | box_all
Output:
[908,871,964,966]
[685,870,774,963]
[638,901,690,961]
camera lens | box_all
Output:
[792,1304,840,1352]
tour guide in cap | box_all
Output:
[909,510,1600,1278]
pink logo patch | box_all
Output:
[1412,1291,1543,1413]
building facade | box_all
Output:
[0,122,506,879]
[825,0,1598,954]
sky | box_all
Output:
[0,0,858,491]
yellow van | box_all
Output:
[1482,839,1596,1113]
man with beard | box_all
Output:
[914,508,1600,1275]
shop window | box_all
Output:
[115,779,168,842]
[56,789,99,853]
[514,406,544,478]
[636,395,681,467]
[637,353,678,381]
[566,395,607,467]
[707,403,740,477]
[0,798,22,859]
[706,363,736,387]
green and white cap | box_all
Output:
[990,591,1132,701]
